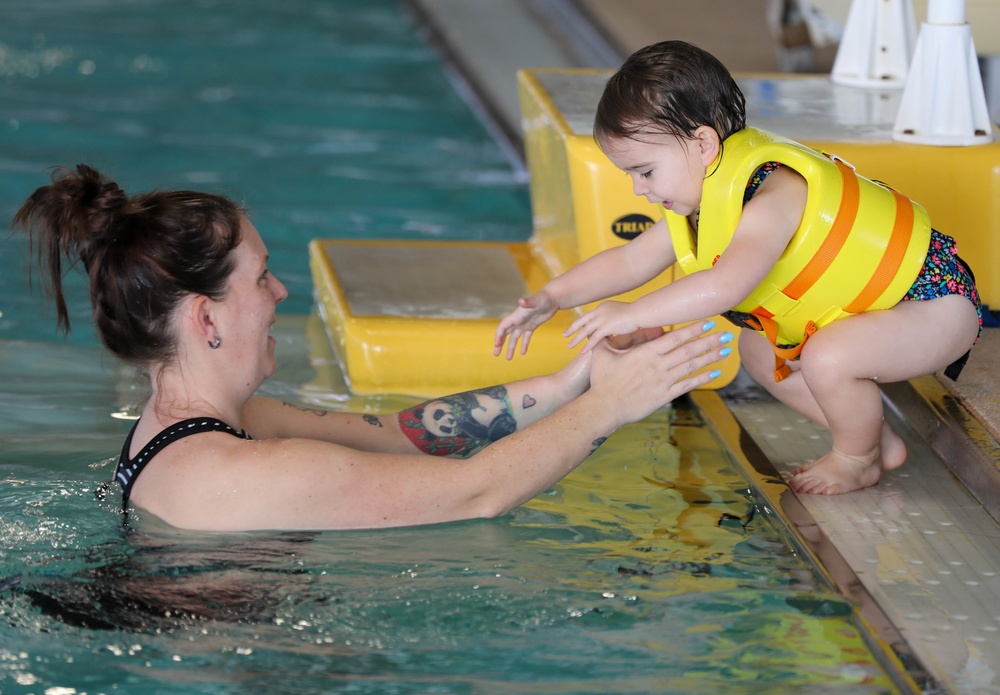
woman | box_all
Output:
[14,164,731,531]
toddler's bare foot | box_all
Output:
[788,447,883,495]
[790,421,907,480]
[791,458,817,475]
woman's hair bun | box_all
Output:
[63,163,128,238]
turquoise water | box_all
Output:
[0,1,903,693]
[0,0,529,342]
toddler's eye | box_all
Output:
[640,170,652,179]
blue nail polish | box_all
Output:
[702,320,716,331]
[709,369,722,379]
[719,346,732,357]
[719,332,734,344]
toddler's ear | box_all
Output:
[693,125,721,165]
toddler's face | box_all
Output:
[601,128,718,217]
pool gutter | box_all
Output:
[692,390,936,694]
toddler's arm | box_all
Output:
[494,219,676,358]
[565,167,808,350]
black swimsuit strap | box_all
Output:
[112,417,250,504]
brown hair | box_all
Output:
[13,164,243,372]
[595,40,746,145]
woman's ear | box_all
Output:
[693,125,721,166]
[185,294,218,345]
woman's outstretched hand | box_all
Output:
[493,289,559,360]
[588,320,731,428]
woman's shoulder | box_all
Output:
[126,428,374,530]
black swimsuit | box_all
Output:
[112,418,251,505]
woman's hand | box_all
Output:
[493,289,559,359]
[588,320,731,428]
[564,300,642,352]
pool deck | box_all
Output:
[407,1,1000,692]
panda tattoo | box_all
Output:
[398,385,516,457]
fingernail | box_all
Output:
[709,369,722,379]
[702,320,716,331]
[719,332,734,344]
[719,346,732,357]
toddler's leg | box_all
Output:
[738,329,824,423]
[740,330,907,485]
[788,295,978,494]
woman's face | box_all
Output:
[601,127,719,217]
[216,217,288,384]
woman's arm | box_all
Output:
[135,321,731,531]
[242,347,593,453]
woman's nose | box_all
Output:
[271,274,289,303]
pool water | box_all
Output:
[0,0,529,341]
[0,1,903,692]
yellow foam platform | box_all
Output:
[309,239,581,397]
[518,68,677,285]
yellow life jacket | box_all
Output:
[664,127,931,381]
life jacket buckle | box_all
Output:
[823,152,857,171]
[751,314,818,383]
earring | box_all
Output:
[209,336,221,349]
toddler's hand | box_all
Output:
[607,326,666,349]
[493,290,558,359]
[564,301,642,352]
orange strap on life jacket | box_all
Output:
[743,160,915,382]
[781,158,860,299]
[844,188,914,314]
[743,313,818,382]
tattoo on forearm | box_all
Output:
[398,385,515,457]
[522,394,536,409]
[363,414,382,428]
[589,437,608,456]
[282,401,328,416]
